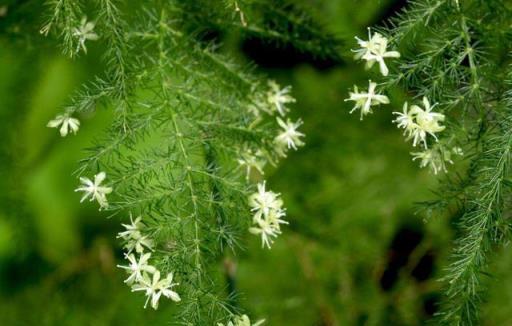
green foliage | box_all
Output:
[372,0,512,324]
[2,0,512,325]
[35,0,330,324]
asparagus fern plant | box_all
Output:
[39,0,341,324]
[23,0,512,324]
[346,0,512,324]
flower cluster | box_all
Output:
[393,97,445,148]
[346,29,457,174]
[69,164,178,309]
[117,215,154,253]
[249,80,305,155]
[218,314,265,326]
[248,182,288,248]
[48,88,180,309]
[242,81,304,182]
[73,172,179,309]
[345,29,399,120]
[117,214,181,309]
[242,80,304,248]
[411,146,463,175]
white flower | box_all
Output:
[124,233,154,254]
[117,215,145,240]
[275,118,305,154]
[393,102,417,138]
[266,80,296,116]
[411,149,445,175]
[117,253,156,284]
[266,208,288,229]
[248,81,295,117]
[353,29,400,76]
[132,270,181,309]
[238,149,266,180]
[248,182,287,249]
[409,98,445,148]
[75,172,112,209]
[73,17,99,54]
[117,215,154,253]
[393,102,418,137]
[411,145,463,174]
[218,315,265,326]
[249,182,283,220]
[345,81,389,120]
[47,113,80,137]
[250,208,288,248]
[414,97,445,139]
[393,97,445,148]
[353,28,386,60]
[249,217,281,249]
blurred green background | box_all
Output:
[1,0,512,325]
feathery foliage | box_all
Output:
[38,0,329,323]
[5,0,512,324]
[351,0,512,324]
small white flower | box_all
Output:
[414,97,445,139]
[75,172,112,209]
[409,98,445,148]
[345,81,389,120]
[393,97,445,148]
[117,215,145,240]
[248,81,295,117]
[47,113,80,137]
[393,102,418,138]
[412,150,449,175]
[275,117,305,154]
[132,270,181,310]
[249,182,283,220]
[117,215,154,253]
[411,145,463,174]
[411,149,445,174]
[73,17,99,54]
[353,28,386,60]
[250,217,281,249]
[353,29,400,76]
[266,208,288,229]
[266,80,296,116]
[251,208,288,249]
[117,253,156,284]
[124,233,155,254]
[238,149,266,180]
